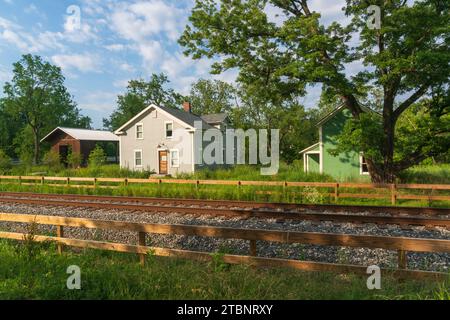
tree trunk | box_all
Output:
[366,90,397,184]
[367,161,396,184]
[32,128,40,165]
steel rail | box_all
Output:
[0,191,448,215]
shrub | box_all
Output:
[42,151,61,170]
[67,151,82,169]
[19,150,34,167]
[0,149,11,173]
[88,146,107,167]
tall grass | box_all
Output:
[0,240,447,300]
[177,162,334,182]
[8,164,152,179]
[399,164,450,184]
[5,162,450,184]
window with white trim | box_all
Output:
[170,149,179,167]
[165,122,173,139]
[360,155,369,175]
[136,124,143,139]
[134,150,142,167]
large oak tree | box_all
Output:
[2,54,91,164]
[179,0,449,182]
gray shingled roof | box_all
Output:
[200,113,228,124]
[158,105,214,129]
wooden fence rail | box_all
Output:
[0,175,449,205]
[0,212,449,280]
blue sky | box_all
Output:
[0,0,353,129]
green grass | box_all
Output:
[177,162,334,182]
[399,164,450,184]
[4,162,450,184]
[0,240,448,300]
[6,164,152,179]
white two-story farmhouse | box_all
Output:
[114,102,229,175]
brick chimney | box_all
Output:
[183,101,191,113]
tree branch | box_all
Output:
[393,84,429,120]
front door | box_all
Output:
[158,150,168,174]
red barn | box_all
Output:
[41,127,119,166]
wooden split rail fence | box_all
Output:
[0,175,449,205]
[0,212,449,280]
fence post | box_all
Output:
[398,250,407,269]
[249,240,257,256]
[237,181,241,200]
[428,187,434,207]
[41,176,45,186]
[93,178,97,189]
[156,179,161,197]
[124,178,128,187]
[19,176,22,185]
[334,183,339,203]
[56,226,64,254]
[138,231,146,266]
[390,183,397,205]
[66,177,70,187]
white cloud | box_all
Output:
[113,79,130,88]
[24,3,46,19]
[119,62,135,73]
[110,1,186,43]
[0,16,66,52]
[52,53,101,73]
[136,40,164,68]
[1,29,29,51]
[105,43,125,51]
[79,90,118,113]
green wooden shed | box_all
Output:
[301,104,372,181]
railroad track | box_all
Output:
[0,192,449,229]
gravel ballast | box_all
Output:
[0,202,448,272]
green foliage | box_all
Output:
[188,78,318,162]
[1,54,91,164]
[88,146,107,167]
[188,79,237,115]
[303,186,325,204]
[103,73,184,130]
[209,251,230,273]
[13,127,35,167]
[18,221,40,261]
[42,150,61,171]
[0,149,11,174]
[329,112,384,163]
[180,0,450,182]
[67,150,82,169]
